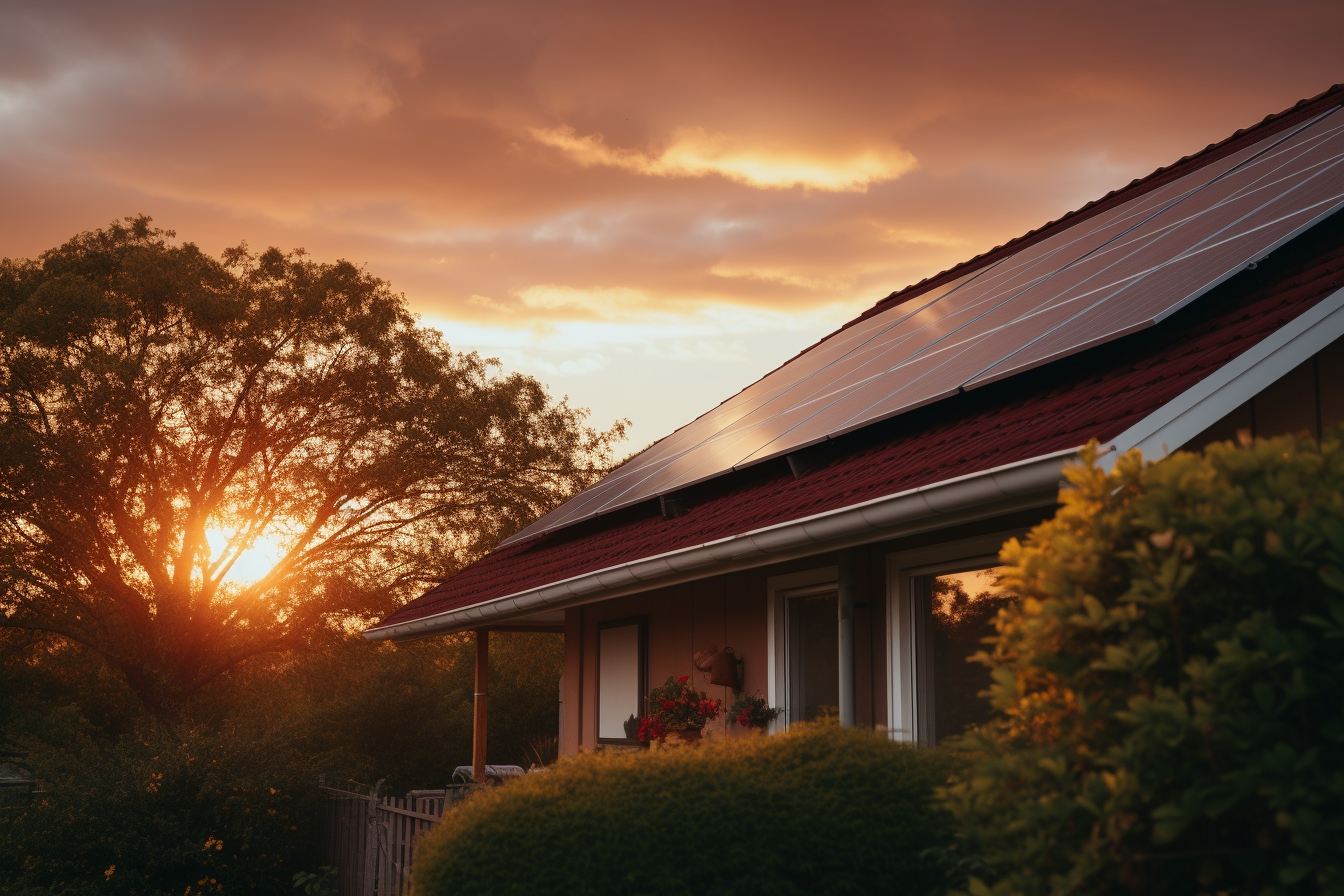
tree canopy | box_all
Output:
[0,216,624,714]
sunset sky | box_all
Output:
[2,1,1340,451]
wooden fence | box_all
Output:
[318,781,475,896]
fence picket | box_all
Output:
[319,782,474,895]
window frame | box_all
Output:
[885,532,1022,744]
[594,616,648,745]
[767,566,838,732]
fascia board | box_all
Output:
[1104,284,1344,468]
[363,447,1077,641]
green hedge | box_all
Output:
[944,432,1344,896]
[412,723,959,896]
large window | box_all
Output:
[909,566,1013,745]
[887,536,1021,745]
[596,618,646,744]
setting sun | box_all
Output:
[205,529,285,585]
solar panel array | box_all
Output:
[507,105,1344,545]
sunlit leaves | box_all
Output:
[944,432,1344,895]
[0,216,625,713]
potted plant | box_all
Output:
[638,675,721,745]
[728,691,780,731]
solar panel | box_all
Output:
[506,104,1344,544]
[966,112,1344,387]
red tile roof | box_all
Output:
[378,85,1344,629]
[382,215,1344,627]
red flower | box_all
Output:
[637,717,666,743]
[678,676,689,683]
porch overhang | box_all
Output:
[363,447,1081,642]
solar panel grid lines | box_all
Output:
[714,144,1288,464]
[502,269,994,537]
[964,110,1344,389]
[508,100,1344,545]
[523,127,1296,531]
[699,128,1315,467]
[526,197,1203,529]
[959,118,1344,384]
[679,177,1238,470]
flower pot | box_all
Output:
[661,728,703,748]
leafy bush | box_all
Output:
[0,630,564,894]
[413,723,960,896]
[944,432,1344,896]
[0,709,319,895]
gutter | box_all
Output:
[363,446,1081,641]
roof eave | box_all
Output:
[363,446,1082,641]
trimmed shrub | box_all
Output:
[412,723,960,896]
[943,432,1344,896]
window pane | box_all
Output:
[920,567,1014,744]
[598,624,640,740]
[787,591,839,723]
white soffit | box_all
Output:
[1105,284,1344,465]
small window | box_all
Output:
[596,618,646,743]
[909,566,1014,745]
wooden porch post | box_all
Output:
[472,629,489,782]
[837,550,856,727]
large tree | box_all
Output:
[0,217,623,715]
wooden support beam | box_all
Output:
[838,550,856,727]
[472,628,489,782]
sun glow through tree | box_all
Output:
[205,529,286,586]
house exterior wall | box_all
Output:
[556,333,1344,758]
[1191,335,1344,449]
[559,508,1051,756]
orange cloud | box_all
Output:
[530,125,916,192]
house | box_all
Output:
[365,84,1344,775]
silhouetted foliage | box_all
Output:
[0,217,589,894]
[0,630,563,894]
[0,216,623,714]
